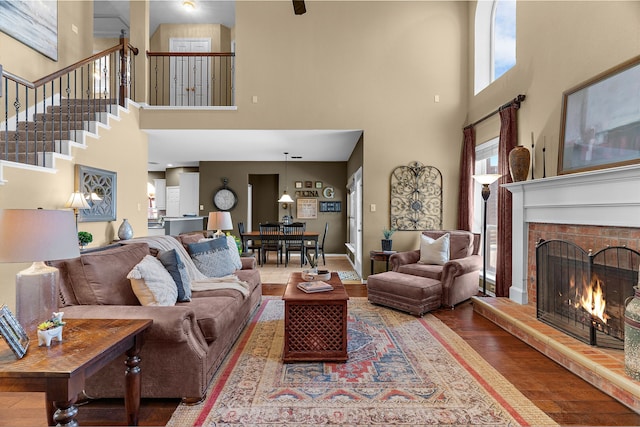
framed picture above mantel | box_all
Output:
[558,55,640,175]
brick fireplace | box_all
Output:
[472,164,640,413]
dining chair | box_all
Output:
[238,222,262,266]
[282,222,306,267]
[305,222,328,266]
[259,223,283,266]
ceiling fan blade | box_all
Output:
[293,0,306,15]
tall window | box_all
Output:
[475,0,516,94]
[474,138,499,293]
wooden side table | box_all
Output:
[282,272,349,362]
[370,250,397,274]
[0,318,152,426]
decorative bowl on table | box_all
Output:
[302,269,331,281]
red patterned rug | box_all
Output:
[167,298,556,426]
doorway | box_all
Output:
[248,174,279,229]
[169,38,211,106]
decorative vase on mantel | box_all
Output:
[118,218,134,240]
[508,145,531,182]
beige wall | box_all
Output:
[150,24,231,51]
[0,1,94,80]
[467,1,640,177]
[0,1,151,311]
[140,1,470,272]
[199,161,347,254]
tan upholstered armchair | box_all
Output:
[389,230,482,308]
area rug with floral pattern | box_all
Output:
[167,297,557,427]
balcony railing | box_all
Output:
[146,51,235,107]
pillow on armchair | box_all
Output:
[418,233,450,265]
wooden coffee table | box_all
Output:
[0,318,151,426]
[282,272,349,362]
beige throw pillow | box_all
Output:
[127,255,178,306]
[418,233,450,265]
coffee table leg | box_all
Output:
[124,334,144,426]
[51,399,79,427]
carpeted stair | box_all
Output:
[1,98,117,168]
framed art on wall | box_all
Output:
[558,55,640,175]
[295,181,303,189]
[76,165,117,222]
[0,1,58,61]
[296,198,318,219]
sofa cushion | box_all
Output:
[65,243,150,305]
[423,230,475,260]
[418,233,450,265]
[179,296,239,342]
[157,249,192,302]
[397,263,443,281]
[128,255,178,306]
[188,237,237,278]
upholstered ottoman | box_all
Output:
[367,271,442,316]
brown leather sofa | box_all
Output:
[367,230,481,315]
[49,235,261,403]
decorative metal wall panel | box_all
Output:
[76,165,117,222]
[390,161,442,230]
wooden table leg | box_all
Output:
[124,334,144,426]
[51,399,79,427]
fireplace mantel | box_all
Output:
[503,164,640,304]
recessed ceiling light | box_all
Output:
[182,0,196,11]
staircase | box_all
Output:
[1,38,137,183]
[2,99,118,168]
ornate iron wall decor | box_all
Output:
[76,164,117,222]
[390,161,442,230]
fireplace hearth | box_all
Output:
[536,239,639,350]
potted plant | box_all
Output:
[382,227,395,251]
[78,231,93,249]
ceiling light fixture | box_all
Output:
[278,152,294,204]
[182,0,196,11]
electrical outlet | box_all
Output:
[199,205,204,210]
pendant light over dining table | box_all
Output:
[278,152,294,203]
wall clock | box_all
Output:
[213,178,238,211]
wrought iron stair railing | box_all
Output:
[1,37,138,168]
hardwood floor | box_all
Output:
[3,256,639,426]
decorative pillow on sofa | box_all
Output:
[157,249,192,302]
[198,236,242,271]
[187,237,237,278]
[418,232,450,265]
[127,255,178,306]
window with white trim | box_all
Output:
[473,138,499,292]
[474,0,516,94]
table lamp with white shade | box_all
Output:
[0,209,80,333]
[471,174,502,295]
[208,211,233,238]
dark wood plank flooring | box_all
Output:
[3,284,638,426]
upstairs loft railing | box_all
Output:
[1,37,138,167]
[147,51,234,107]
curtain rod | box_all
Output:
[464,94,526,130]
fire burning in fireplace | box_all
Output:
[575,277,608,324]
[537,240,639,350]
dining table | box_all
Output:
[240,230,320,263]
